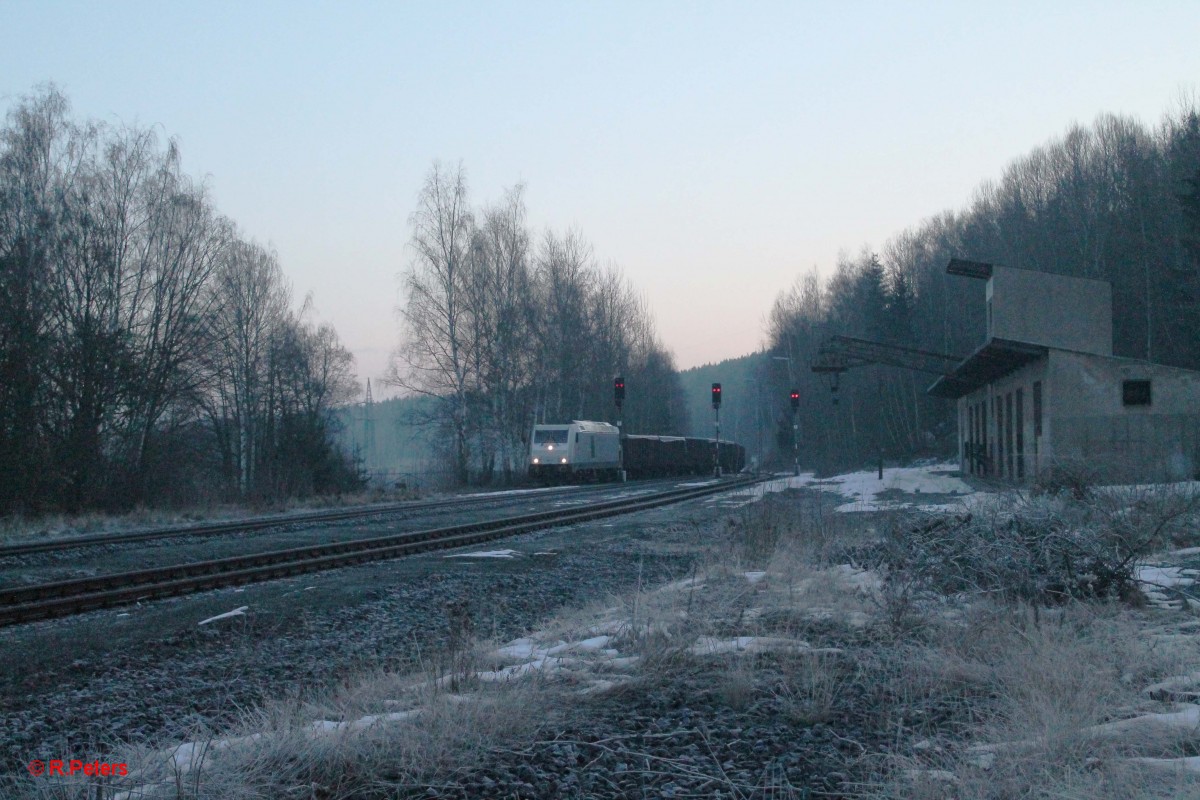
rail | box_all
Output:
[0,476,759,627]
[0,483,621,558]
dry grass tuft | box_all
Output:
[864,603,1200,799]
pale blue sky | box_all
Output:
[3,1,1198,395]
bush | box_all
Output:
[876,487,1200,607]
[1030,462,1099,501]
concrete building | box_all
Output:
[929,260,1200,483]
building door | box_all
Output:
[1005,392,1014,479]
[1016,388,1025,480]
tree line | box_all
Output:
[390,162,687,484]
[0,87,360,514]
[767,103,1200,472]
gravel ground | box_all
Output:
[0,487,753,777]
[433,666,872,799]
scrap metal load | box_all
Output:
[529,421,746,481]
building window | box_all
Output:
[1122,379,1152,407]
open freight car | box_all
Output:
[529,422,745,481]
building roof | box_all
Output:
[926,338,1048,399]
[946,258,994,279]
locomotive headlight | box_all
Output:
[561,457,567,463]
[547,445,554,450]
[532,458,539,464]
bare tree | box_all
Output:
[467,185,533,481]
[202,238,291,495]
[0,86,82,509]
[389,162,476,483]
[532,228,595,422]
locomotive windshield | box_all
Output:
[533,428,569,444]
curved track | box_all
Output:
[0,477,757,627]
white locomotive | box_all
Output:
[528,421,622,481]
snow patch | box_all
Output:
[445,549,521,559]
[834,564,882,594]
[737,463,978,513]
[689,636,840,656]
[465,485,582,498]
[1131,756,1200,774]
[1145,671,1200,700]
[1136,565,1199,609]
[197,606,248,626]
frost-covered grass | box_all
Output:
[863,605,1200,799]
[12,468,1200,799]
[0,486,420,545]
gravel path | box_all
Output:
[437,671,871,799]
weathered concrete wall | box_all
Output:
[1050,414,1200,483]
[987,267,1112,355]
[954,350,1200,483]
[956,357,1048,481]
[1047,351,1200,482]
[1049,350,1200,416]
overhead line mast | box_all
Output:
[810,335,964,479]
[811,335,963,378]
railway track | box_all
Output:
[0,483,620,558]
[0,476,757,627]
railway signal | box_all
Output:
[711,383,722,477]
[789,389,800,476]
[614,376,626,482]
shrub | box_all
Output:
[876,487,1200,607]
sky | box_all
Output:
[2,1,1198,398]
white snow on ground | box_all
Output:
[444,549,521,559]
[308,711,418,733]
[1135,564,1200,609]
[462,485,583,498]
[1088,704,1200,735]
[1133,756,1200,774]
[197,606,248,626]
[1144,671,1200,700]
[688,636,841,656]
[823,464,975,512]
[115,709,424,799]
[736,462,975,512]
[1137,565,1199,588]
[833,564,883,594]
